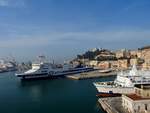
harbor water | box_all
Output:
[0,72,115,113]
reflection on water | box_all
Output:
[30,85,42,102]
[0,72,115,113]
[19,80,53,102]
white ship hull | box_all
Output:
[16,56,94,80]
[16,67,94,80]
[93,65,150,95]
[93,83,134,94]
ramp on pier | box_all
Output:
[98,97,129,113]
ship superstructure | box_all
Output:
[16,56,94,80]
[94,65,150,95]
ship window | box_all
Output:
[145,104,147,110]
[43,68,48,69]
[41,71,47,73]
[138,106,140,111]
[134,109,136,113]
[135,89,137,93]
[138,90,141,95]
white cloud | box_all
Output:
[0,37,50,48]
[0,29,150,48]
[0,0,9,6]
[0,0,25,7]
[51,30,150,42]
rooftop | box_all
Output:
[135,84,150,89]
[125,94,150,101]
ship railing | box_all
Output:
[133,80,150,84]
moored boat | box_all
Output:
[15,56,94,80]
[93,65,150,95]
[93,82,134,94]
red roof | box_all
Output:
[126,94,150,101]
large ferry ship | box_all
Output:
[93,65,150,95]
[15,56,94,80]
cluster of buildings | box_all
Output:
[101,84,150,113]
[122,84,150,113]
[74,46,150,70]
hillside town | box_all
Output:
[72,45,150,70]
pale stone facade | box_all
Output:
[115,49,125,58]
[122,95,150,113]
[89,60,99,67]
[122,85,150,113]
[135,85,150,98]
[96,59,129,70]
[142,62,150,70]
[79,59,90,66]
[137,50,142,58]
[118,59,129,69]
[98,61,110,69]
[77,47,150,70]
[72,61,80,66]
[115,49,130,59]
[130,58,138,66]
[141,48,150,70]
[95,54,115,60]
[130,50,138,57]
[130,50,142,58]
[110,61,118,69]
[141,48,150,59]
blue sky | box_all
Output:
[0,0,150,61]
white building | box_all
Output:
[89,60,99,67]
[122,84,150,113]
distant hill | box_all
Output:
[138,45,150,50]
[76,48,116,61]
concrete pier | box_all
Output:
[98,97,129,113]
[66,70,117,80]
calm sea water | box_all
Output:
[0,72,115,113]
